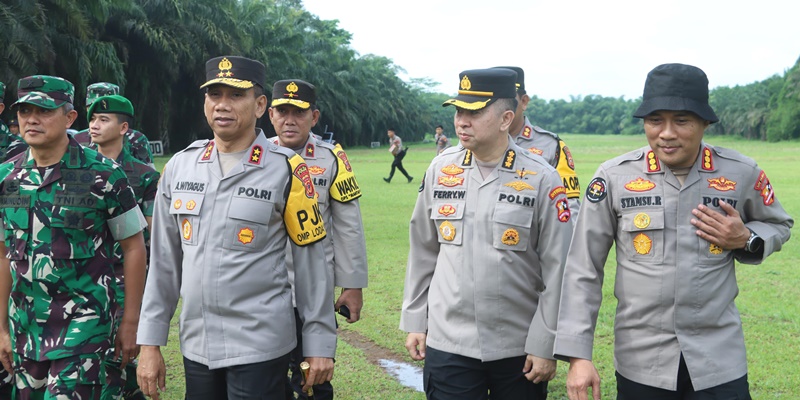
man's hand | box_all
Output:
[691,202,750,250]
[405,333,427,361]
[334,288,363,323]
[0,330,12,374]
[566,358,601,400]
[522,355,556,383]
[302,357,334,394]
[137,345,166,400]
[115,317,140,370]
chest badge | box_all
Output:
[173,199,182,210]
[438,204,456,217]
[707,177,736,192]
[504,181,534,192]
[633,233,652,255]
[186,200,197,211]
[182,219,192,240]
[527,147,543,155]
[709,243,723,255]
[440,164,464,175]
[439,221,456,241]
[501,228,520,246]
[625,178,656,192]
[633,213,651,229]
[438,175,465,187]
[237,227,255,245]
[308,166,326,175]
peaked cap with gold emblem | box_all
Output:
[271,79,316,109]
[200,56,266,90]
[442,68,517,110]
[493,66,525,94]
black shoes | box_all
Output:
[383,177,390,183]
[407,176,414,183]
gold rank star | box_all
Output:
[251,153,260,162]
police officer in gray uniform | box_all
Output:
[268,78,368,399]
[401,68,573,399]
[554,63,793,400]
[136,56,336,400]
[495,66,581,218]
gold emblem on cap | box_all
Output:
[439,221,456,241]
[633,213,650,229]
[501,228,520,246]
[709,243,723,255]
[460,75,472,90]
[217,57,233,77]
[285,82,299,98]
[633,233,652,255]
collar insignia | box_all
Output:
[701,147,714,171]
[461,150,473,166]
[646,150,661,172]
[522,126,532,139]
[305,143,315,158]
[502,150,516,170]
[249,145,263,165]
[201,141,215,161]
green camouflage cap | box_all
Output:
[13,75,75,109]
[86,82,120,106]
[0,81,5,100]
[88,95,134,119]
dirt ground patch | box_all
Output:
[338,328,409,366]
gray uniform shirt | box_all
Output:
[513,117,581,218]
[554,143,793,390]
[271,134,368,293]
[137,130,336,369]
[400,140,573,361]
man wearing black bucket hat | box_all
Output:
[401,68,572,399]
[136,56,336,400]
[554,63,793,400]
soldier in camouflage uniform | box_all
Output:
[88,95,158,400]
[494,66,582,219]
[0,82,29,163]
[0,75,148,400]
[73,83,155,167]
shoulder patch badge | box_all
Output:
[549,186,567,199]
[336,150,352,172]
[586,177,607,203]
[707,177,736,191]
[439,221,456,241]
[293,163,316,198]
[633,233,652,254]
[501,228,520,245]
[555,198,570,223]
[625,177,655,192]
[562,145,575,170]
[754,170,774,206]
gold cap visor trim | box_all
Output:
[271,98,311,109]
[442,98,493,110]
[200,78,255,89]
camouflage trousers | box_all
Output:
[101,280,144,400]
[12,352,104,400]
[1,368,13,398]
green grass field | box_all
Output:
[152,133,799,399]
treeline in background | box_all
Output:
[2,0,798,153]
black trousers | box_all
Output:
[423,346,548,400]
[286,308,334,399]
[616,355,751,400]
[388,150,411,180]
[184,355,290,400]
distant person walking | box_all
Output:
[434,125,449,154]
[383,128,413,183]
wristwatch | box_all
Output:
[744,229,763,253]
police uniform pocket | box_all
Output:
[169,193,204,246]
[431,202,464,246]
[49,206,98,259]
[492,204,534,252]
[1,209,29,260]
[222,195,274,252]
[620,210,664,263]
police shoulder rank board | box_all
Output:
[284,154,327,246]
[329,144,361,203]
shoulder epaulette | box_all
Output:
[532,126,560,141]
[604,146,647,168]
[709,145,757,167]
[268,142,295,158]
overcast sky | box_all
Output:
[301,0,800,100]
